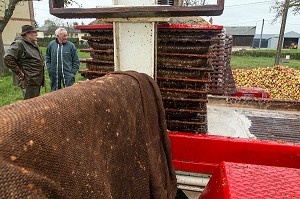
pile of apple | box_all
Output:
[232,66,300,100]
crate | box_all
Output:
[234,87,270,98]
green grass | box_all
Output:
[0,74,24,106]
[0,47,90,107]
[230,56,300,70]
[249,49,300,53]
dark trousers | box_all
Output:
[49,75,75,92]
[23,86,40,100]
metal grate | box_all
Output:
[157,26,223,133]
[76,24,235,134]
[249,116,300,143]
[209,32,236,95]
[79,27,114,78]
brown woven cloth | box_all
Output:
[0,71,177,199]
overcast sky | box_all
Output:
[33,0,299,34]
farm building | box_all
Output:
[224,26,256,47]
[0,1,35,48]
[253,31,300,49]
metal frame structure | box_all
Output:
[49,0,224,18]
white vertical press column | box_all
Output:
[113,0,156,78]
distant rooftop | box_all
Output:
[254,34,277,39]
[224,26,256,36]
[284,31,300,38]
[254,31,300,39]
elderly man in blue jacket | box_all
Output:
[46,27,80,91]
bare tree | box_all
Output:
[0,0,22,76]
[271,0,299,65]
[270,0,300,23]
[43,18,65,37]
[0,0,78,76]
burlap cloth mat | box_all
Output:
[0,71,177,198]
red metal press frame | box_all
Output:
[169,132,300,174]
[199,161,300,199]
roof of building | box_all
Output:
[254,31,300,39]
[284,31,300,38]
[224,26,256,36]
[254,34,277,39]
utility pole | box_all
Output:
[259,19,264,50]
[274,0,289,66]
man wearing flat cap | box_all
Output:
[4,25,44,100]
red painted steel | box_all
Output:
[233,87,270,98]
[169,132,300,174]
[199,161,300,199]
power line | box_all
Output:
[221,19,271,26]
[226,1,275,8]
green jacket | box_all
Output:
[4,35,44,87]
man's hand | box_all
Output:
[4,55,24,80]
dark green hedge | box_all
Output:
[232,50,300,60]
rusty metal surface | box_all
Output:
[158,78,209,90]
[77,25,298,137]
[76,24,236,133]
[80,48,113,53]
[157,27,221,133]
[208,95,300,112]
[49,0,224,18]
[80,58,114,72]
[158,56,210,68]
[158,65,211,71]
[158,68,210,78]
[77,25,217,133]
[79,70,111,79]
[80,58,114,64]
[78,28,114,78]
[87,42,113,50]
[231,108,300,143]
[85,64,113,72]
[158,29,221,43]
[158,26,236,97]
[249,116,300,143]
[167,120,207,133]
[209,33,236,96]
[90,52,114,62]
[82,35,113,41]
[163,97,208,109]
[157,45,210,54]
